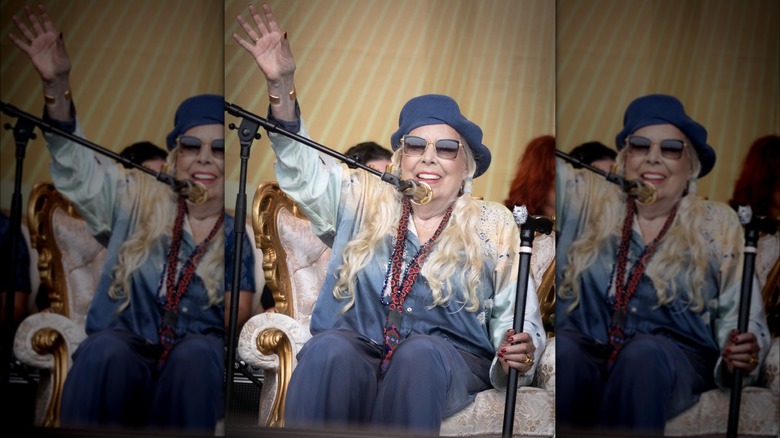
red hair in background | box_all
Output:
[504,135,556,216]
[728,135,780,218]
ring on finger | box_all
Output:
[747,355,758,366]
[520,356,534,366]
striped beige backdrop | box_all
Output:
[557,0,780,204]
[224,0,556,209]
[0,0,223,214]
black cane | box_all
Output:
[502,209,553,438]
[727,207,776,438]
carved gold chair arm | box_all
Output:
[31,328,69,427]
[257,328,292,427]
[237,312,312,427]
[13,312,86,427]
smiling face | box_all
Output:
[400,124,470,206]
[624,124,695,204]
[175,123,224,204]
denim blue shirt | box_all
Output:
[555,159,770,387]
[43,118,241,346]
[268,120,546,389]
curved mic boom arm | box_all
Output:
[555,148,657,205]
[0,101,205,203]
[224,101,432,204]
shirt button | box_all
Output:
[181,307,188,313]
[630,307,637,313]
[406,307,412,313]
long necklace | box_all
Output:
[606,198,678,370]
[157,198,224,370]
[380,198,453,372]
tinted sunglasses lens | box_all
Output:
[179,136,202,151]
[211,140,225,157]
[660,139,684,159]
[627,136,651,154]
[435,140,460,159]
[403,136,427,156]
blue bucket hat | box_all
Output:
[615,94,716,177]
[166,94,224,150]
[390,94,491,178]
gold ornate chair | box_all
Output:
[238,181,557,436]
[12,182,106,427]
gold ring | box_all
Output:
[521,356,534,366]
[748,356,758,366]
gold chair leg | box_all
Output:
[257,328,292,427]
[32,328,68,428]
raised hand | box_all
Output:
[8,4,71,84]
[233,4,296,85]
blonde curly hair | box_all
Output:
[332,145,486,313]
[559,147,713,313]
[108,147,224,311]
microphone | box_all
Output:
[622,178,657,205]
[174,179,209,205]
[399,179,433,205]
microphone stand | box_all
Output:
[0,102,196,197]
[502,209,553,438]
[0,106,36,396]
[727,210,777,438]
[222,106,264,429]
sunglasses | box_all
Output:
[177,136,225,159]
[401,135,462,160]
[625,135,686,160]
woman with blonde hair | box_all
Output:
[233,4,545,435]
[9,4,254,433]
[555,94,770,435]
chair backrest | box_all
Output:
[252,182,330,325]
[252,181,557,331]
[27,183,106,327]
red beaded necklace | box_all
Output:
[606,198,678,370]
[157,197,224,370]
[380,198,454,373]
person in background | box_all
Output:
[232,4,545,434]
[344,141,393,172]
[728,134,780,336]
[119,141,168,173]
[568,140,618,173]
[9,4,253,433]
[504,135,555,218]
[555,94,770,436]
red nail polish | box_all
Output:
[725,348,731,355]
[498,352,504,358]
[500,348,507,354]
[508,337,514,343]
